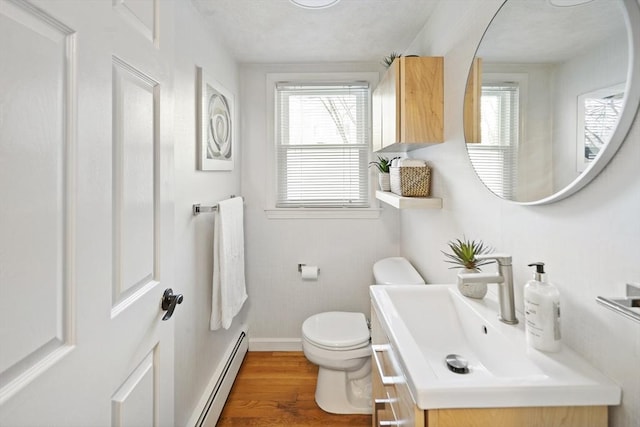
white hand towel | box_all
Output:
[397,159,426,167]
[210,197,247,330]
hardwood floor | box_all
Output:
[216,351,372,427]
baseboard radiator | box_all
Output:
[195,331,248,427]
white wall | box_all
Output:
[239,62,400,348]
[552,36,628,190]
[404,1,640,426]
[482,62,554,201]
[172,4,247,425]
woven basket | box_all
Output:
[390,166,431,197]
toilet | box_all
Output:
[301,257,425,414]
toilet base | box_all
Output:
[314,360,372,415]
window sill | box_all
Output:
[264,207,382,219]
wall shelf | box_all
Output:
[376,191,442,209]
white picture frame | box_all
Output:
[576,83,624,173]
[197,66,235,171]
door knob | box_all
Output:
[161,288,183,321]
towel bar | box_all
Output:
[193,195,237,216]
[193,204,216,215]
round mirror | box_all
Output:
[464,0,640,204]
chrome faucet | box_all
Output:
[457,254,519,325]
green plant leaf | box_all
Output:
[381,52,402,68]
[368,155,399,173]
[441,236,493,270]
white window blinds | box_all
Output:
[275,82,370,208]
[467,83,519,199]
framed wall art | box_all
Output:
[197,67,235,171]
[576,83,624,173]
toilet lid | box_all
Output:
[302,311,370,349]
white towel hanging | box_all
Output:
[210,197,247,330]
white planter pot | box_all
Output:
[378,173,391,191]
[457,268,488,299]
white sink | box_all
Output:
[370,284,621,410]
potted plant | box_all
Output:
[442,237,493,298]
[381,52,418,68]
[369,156,399,191]
[381,52,402,69]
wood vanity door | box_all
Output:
[371,309,389,427]
[426,406,607,427]
[371,308,425,427]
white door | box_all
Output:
[0,0,176,426]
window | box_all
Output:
[275,82,370,208]
[576,83,625,172]
[467,82,519,199]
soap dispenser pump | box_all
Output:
[524,262,561,352]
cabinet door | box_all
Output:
[395,378,424,427]
[371,309,389,426]
[371,359,392,427]
[371,307,425,427]
[373,57,443,151]
[400,57,444,143]
[380,60,399,149]
[427,406,607,427]
[464,58,482,143]
[372,82,383,152]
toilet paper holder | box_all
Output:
[298,264,320,274]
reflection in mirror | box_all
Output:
[464,0,640,204]
[577,83,624,172]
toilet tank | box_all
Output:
[373,257,425,285]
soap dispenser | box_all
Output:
[524,262,561,352]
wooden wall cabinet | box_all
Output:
[370,304,608,427]
[464,57,482,144]
[372,56,444,152]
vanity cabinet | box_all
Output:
[370,305,608,427]
[372,56,444,152]
[371,308,424,427]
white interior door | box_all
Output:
[0,0,176,425]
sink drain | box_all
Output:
[445,354,469,374]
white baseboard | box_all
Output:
[187,325,249,427]
[248,337,302,352]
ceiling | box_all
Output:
[191,0,627,67]
[477,0,627,63]
[191,0,441,64]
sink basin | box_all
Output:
[370,284,621,410]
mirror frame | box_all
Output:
[467,0,640,205]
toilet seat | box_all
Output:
[302,312,369,351]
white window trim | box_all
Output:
[468,72,528,199]
[264,71,381,219]
[482,72,528,147]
